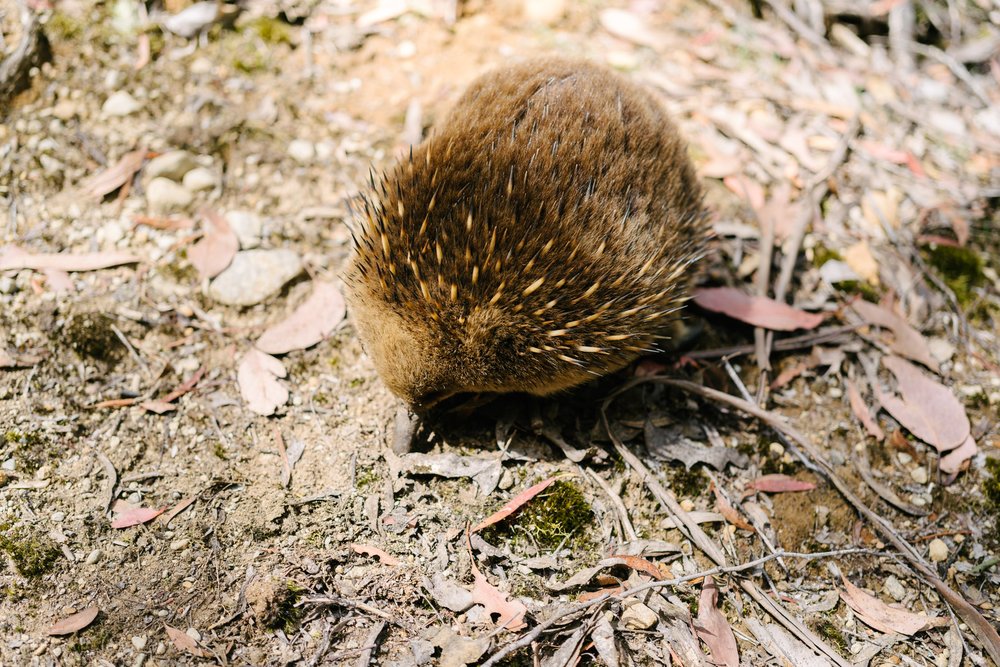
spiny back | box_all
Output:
[346,57,708,409]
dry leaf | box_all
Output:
[694,577,739,667]
[0,245,139,272]
[851,300,938,371]
[711,486,755,532]
[472,477,557,532]
[111,506,165,528]
[48,606,100,635]
[471,560,527,630]
[840,577,948,636]
[164,624,211,658]
[747,474,816,493]
[843,241,880,285]
[693,287,824,331]
[846,378,885,440]
[80,149,145,198]
[351,543,401,566]
[876,356,970,454]
[256,281,346,354]
[939,434,977,474]
[237,349,288,416]
[602,554,666,579]
[187,210,238,280]
[162,496,197,527]
[599,8,661,48]
[723,175,766,211]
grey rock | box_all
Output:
[146,177,193,213]
[209,249,302,306]
[102,90,143,117]
[225,210,263,249]
[182,166,216,191]
[145,151,197,182]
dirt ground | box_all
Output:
[1,0,999,665]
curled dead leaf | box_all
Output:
[840,577,948,636]
[237,349,288,416]
[47,606,100,635]
[693,287,824,331]
[256,281,346,354]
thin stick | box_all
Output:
[584,468,638,542]
[621,376,1000,665]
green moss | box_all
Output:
[481,480,594,551]
[263,581,306,633]
[242,16,292,45]
[983,458,1000,541]
[356,469,379,490]
[665,465,709,498]
[3,429,54,474]
[0,520,61,577]
[924,244,984,307]
[811,244,842,268]
[833,279,881,303]
[160,258,198,283]
[212,442,227,460]
[65,312,123,362]
[69,625,111,653]
[813,619,849,655]
[46,11,84,40]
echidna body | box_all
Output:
[347,57,707,410]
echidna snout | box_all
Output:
[346,57,708,411]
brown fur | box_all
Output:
[346,57,708,409]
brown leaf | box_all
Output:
[723,175,766,211]
[164,624,211,658]
[140,399,176,414]
[694,577,739,667]
[256,281,346,354]
[0,245,140,272]
[471,477,557,532]
[846,378,884,440]
[843,242,880,285]
[47,606,100,635]
[840,577,948,636]
[939,434,977,474]
[747,474,816,493]
[187,210,238,280]
[237,349,288,416]
[851,300,938,371]
[111,506,165,528]
[693,287,824,331]
[599,9,662,48]
[711,486,755,532]
[470,560,527,630]
[80,149,145,198]
[350,543,401,566]
[876,356,970,454]
[162,496,197,527]
[603,554,666,579]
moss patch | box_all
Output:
[924,244,984,307]
[64,312,124,363]
[481,480,593,552]
[983,457,1000,542]
[0,520,61,577]
[3,429,55,474]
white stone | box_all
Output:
[146,178,193,213]
[225,210,263,249]
[910,467,928,484]
[288,139,315,164]
[523,0,566,24]
[621,602,658,630]
[144,151,196,182]
[170,538,190,551]
[928,337,956,364]
[883,575,906,601]
[131,636,148,650]
[928,538,949,562]
[208,249,303,306]
[182,167,216,192]
[102,91,143,117]
[85,549,102,564]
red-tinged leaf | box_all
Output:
[851,300,938,371]
[578,586,624,602]
[693,577,739,667]
[162,496,197,527]
[187,210,238,280]
[840,577,948,636]
[47,606,100,635]
[164,624,211,658]
[472,477,557,532]
[471,561,527,630]
[256,281,346,354]
[711,486,755,532]
[876,356,970,453]
[857,139,910,164]
[693,287,824,331]
[80,149,145,198]
[723,175,765,211]
[0,245,140,272]
[111,506,164,528]
[846,378,885,440]
[140,399,176,414]
[598,8,662,48]
[351,543,401,566]
[747,474,816,493]
[42,268,74,292]
[605,554,666,579]
[939,434,977,474]
[237,349,288,416]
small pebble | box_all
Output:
[288,139,315,164]
[182,167,217,192]
[144,151,196,182]
[768,442,784,457]
[621,602,658,630]
[897,452,913,465]
[928,538,949,562]
[102,90,143,116]
[185,628,201,642]
[883,575,906,601]
[679,498,695,512]
[170,538,190,551]
[225,210,263,249]
[910,467,928,484]
[208,249,303,306]
[51,511,65,522]
[85,549,102,564]
[0,276,14,294]
[131,636,147,651]
[146,178,193,214]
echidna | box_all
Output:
[346,57,708,412]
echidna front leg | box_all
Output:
[391,404,421,453]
